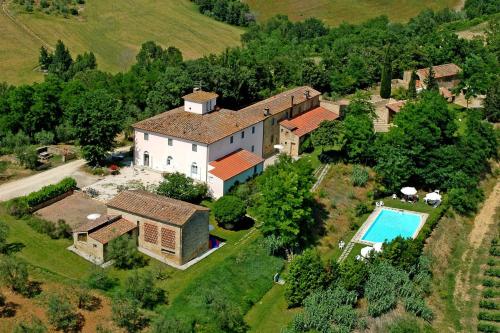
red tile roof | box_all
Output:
[133,86,320,144]
[107,190,209,226]
[385,100,406,113]
[89,218,137,244]
[183,91,218,103]
[209,149,264,181]
[74,215,122,233]
[417,63,461,79]
[279,106,338,138]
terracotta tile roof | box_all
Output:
[183,90,218,103]
[417,63,461,79]
[208,149,264,181]
[385,100,407,113]
[74,215,122,233]
[133,86,320,144]
[106,190,209,226]
[89,218,137,244]
[280,106,338,138]
[439,87,453,99]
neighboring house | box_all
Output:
[107,190,210,267]
[403,63,461,91]
[133,86,320,197]
[373,99,406,133]
[279,106,339,157]
[72,214,138,264]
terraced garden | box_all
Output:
[478,236,500,332]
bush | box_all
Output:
[112,294,146,333]
[351,165,369,187]
[354,202,370,217]
[124,270,166,309]
[485,268,500,278]
[478,311,500,322]
[285,249,328,307]
[0,256,29,295]
[151,316,193,333]
[483,289,500,298]
[86,268,117,290]
[108,234,146,269]
[76,286,99,311]
[490,247,500,256]
[478,322,499,333]
[46,294,80,332]
[404,293,434,321]
[0,221,9,252]
[15,145,39,170]
[34,130,54,145]
[25,217,71,239]
[13,317,47,333]
[24,177,76,208]
[5,198,29,217]
[213,195,246,227]
[339,258,368,295]
[0,290,5,306]
[449,187,484,215]
[156,172,208,203]
[480,300,499,310]
[385,316,425,333]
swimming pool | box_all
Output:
[360,208,426,244]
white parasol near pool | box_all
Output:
[401,187,417,196]
[424,192,442,202]
[373,242,383,253]
[87,213,101,221]
[361,246,374,258]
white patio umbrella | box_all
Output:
[401,187,417,196]
[373,242,383,253]
[424,192,442,202]
[361,246,374,258]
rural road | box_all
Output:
[0,159,98,202]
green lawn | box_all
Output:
[2,0,243,84]
[245,0,461,26]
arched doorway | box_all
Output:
[144,152,150,167]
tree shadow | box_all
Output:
[2,242,25,255]
[0,302,19,318]
[220,216,255,231]
[79,296,102,312]
[23,281,43,298]
[306,199,329,247]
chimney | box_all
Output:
[304,90,311,99]
[291,95,294,108]
[264,107,270,116]
[193,87,200,92]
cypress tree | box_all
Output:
[38,46,52,71]
[380,46,392,99]
[408,70,417,98]
[425,66,439,91]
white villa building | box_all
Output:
[133,86,330,198]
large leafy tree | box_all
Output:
[311,120,346,153]
[483,75,500,122]
[68,89,122,165]
[156,172,208,204]
[380,45,392,99]
[253,155,315,248]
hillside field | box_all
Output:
[245,0,462,25]
[0,0,243,84]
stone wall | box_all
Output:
[181,211,209,264]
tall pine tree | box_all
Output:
[380,46,392,99]
[39,46,52,71]
[408,70,418,98]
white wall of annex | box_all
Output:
[134,129,208,181]
[207,122,263,162]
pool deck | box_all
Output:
[352,206,429,246]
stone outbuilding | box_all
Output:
[106,190,210,267]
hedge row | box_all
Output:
[483,279,500,288]
[483,289,500,299]
[481,300,500,310]
[478,322,499,333]
[485,268,500,278]
[478,312,500,322]
[24,177,76,207]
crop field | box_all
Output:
[0,0,243,84]
[245,0,462,25]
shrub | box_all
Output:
[478,311,500,322]
[124,270,166,309]
[75,286,100,311]
[449,187,484,215]
[485,268,500,278]
[13,317,47,333]
[157,172,208,203]
[480,300,499,310]
[384,316,424,333]
[483,289,500,298]
[46,294,80,332]
[351,165,369,187]
[490,247,500,256]
[0,290,5,306]
[483,279,500,288]
[354,202,370,217]
[213,195,246,227]
[339,258,368,295]
[112,294,146,333]
[285,249,328,307]
[108,234,146,269]
[24,177,77,208]
[151,316,193,333]
[86,267,117,290]
[15,145,39,170]
[404,293,434,321]
[34,130,54,145]
[0,256,29,295]
[5,198,29,217]
[477,322,499,333]
[0,221,9,252]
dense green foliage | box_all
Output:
[14,0,84,16]
[108,234,146,269]
[0,256,30,295]
[252,155,315,249]
[213,195,247,227]
[13,317,48,333]
[285,250,329,307]
[124,270,166,309]
[112,294,146,333]
[23,177,76,208]
[25,216,72,239]
[380,46,392,98]
[351,165,369,187]
[465,0,500,18]
[191,0,254,26]
[86,267,117,291]
[0,221,9,252]
[46,294,80,332]
[156,172,208,204]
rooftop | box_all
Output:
[106,190,209,226]
[133,86,320,144]
[183,90,219,103]
[385,100,406,113]
[209,149,264,181]
[417,63,461,79]
[89,217,137,244]
[280,106,338,137]
[74,215,122,233]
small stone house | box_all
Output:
[403,63,461,91]
[279,106,339,157]
[106,190,210,267]
[72,215,138,264]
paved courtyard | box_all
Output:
[35,191,106,230]
[82,164,164,202]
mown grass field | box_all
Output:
[245,0,461,25]
[1,0,243,84]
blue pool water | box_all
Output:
[361,209,422,243]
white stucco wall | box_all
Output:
[184,98,216,115]
[208,162,263,198]
[134,129,208,181]
[207,122,264,162]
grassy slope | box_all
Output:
[245,0,460,25]
[1,0,243,84]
